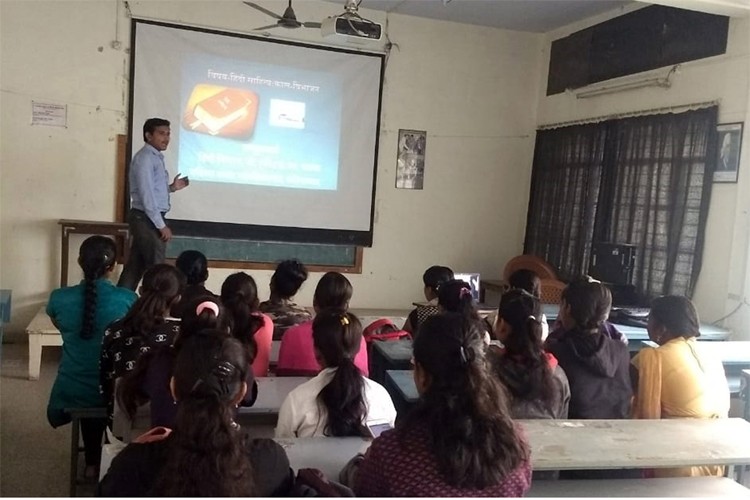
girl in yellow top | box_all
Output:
[631,295,730,477]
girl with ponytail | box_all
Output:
[276,310,396,438]
[221,272,274,376]
[437,278,492,342]
[99,332,293,496]
[47,236,137,478]
[100,264,184,425]
[489,289,570,420]
[354,313,531,497]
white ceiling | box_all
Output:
[322,0,634,33]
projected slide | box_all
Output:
[179,57,341,190]
[131,20,383,240]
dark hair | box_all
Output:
[312,310,367,437]
[271,259,308,299]
[403,313,527,488]
[313,272,353,311]
[438,279,480,323]
[78,236,117,339]
[508,269,541,298]
[423,265,454,292]
[118,294,224,420]
[142,117,170,142]
[119,264,184,340]
[221,272,264,361]
[562,276,612,332]
[493,290,554,402]
[175,250,208,286]
[649,295,701,340]
[153,332,255,496]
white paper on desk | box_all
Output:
[31,101,67,127]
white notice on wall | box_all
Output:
[31,101,67,127]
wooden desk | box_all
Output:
[369,339,412,384]
[275,437,371,479]
[384,369,418,416]
[26,305,61,380]
[238,376,309,423]
[522,418,750,475]
[527,477,750,497]
[58,219,130,287]
[349,308,409,329]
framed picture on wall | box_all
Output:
[396,129,426,190]
[714,122,743,183]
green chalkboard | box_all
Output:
[166,236,361,271]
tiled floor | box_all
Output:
[0,342,96,497]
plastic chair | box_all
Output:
[503,255,558,282]
[539,278,566,304]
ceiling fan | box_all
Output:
[243,0,322,30]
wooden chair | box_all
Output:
[539,278,566,304]
[503,255,558,282]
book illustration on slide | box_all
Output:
[182,84,259,139]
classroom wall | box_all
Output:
[0,0,543,338]
[535,3,750,336]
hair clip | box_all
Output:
[459,287,472,298]
[527,315,538,322]
[459,346,468,365]
[196,301,219,317]
[340,315,350,326]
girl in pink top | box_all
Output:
[221,272,273,377]
[277,272,368,376]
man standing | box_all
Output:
[118,118,189,290]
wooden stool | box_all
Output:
[65,407,107,497]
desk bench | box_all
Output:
[528,477,750,497]
[26,305,61,380]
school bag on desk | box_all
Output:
[362,318,410,345]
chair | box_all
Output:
[539,278,566,304]
[503,255,558,282]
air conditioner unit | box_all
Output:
[321,16,382,42]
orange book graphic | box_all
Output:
[182,84,259,139]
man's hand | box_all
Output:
[170,174,190,192]
[159,226,173,242]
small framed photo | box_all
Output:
[396,129,426,190]
[714,122,743,183]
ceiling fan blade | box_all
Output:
[253,23,281,31]
[242,1,282,20]
[302,21,322,28]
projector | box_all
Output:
[321,16,382,42]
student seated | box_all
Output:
[437,278,492,342]
[221,272,273,377]
[545,278,631,420]
[118,296,258,428]
[402,265,453,334]
[489,289,570,420]
[100,264,184,426]
[353,313,531,497]
[275,311,396,438]
[276,272,369,376]
[547,275,627,344]
[507,269,549,340]
[46,236,137,479]
[99,332,293,496]
[631,295,729,478]
[169,250,215,318]
[259,259,312,340]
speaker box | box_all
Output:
[589,242,636,286]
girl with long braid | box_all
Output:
[275,310,396,438]
[47,236,136,479]
[354,313,531,496]
[99,332,293,496]
[99,264,183,426]
[489,288,570,420]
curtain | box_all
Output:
[524,124,608,280]
[525,107,717,299]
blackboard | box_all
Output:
[166,236,362,273]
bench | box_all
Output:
[26,305,61,380]
[528,477,750,497]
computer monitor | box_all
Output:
[453,273,481,302]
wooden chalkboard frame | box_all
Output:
[115,135,363,273]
